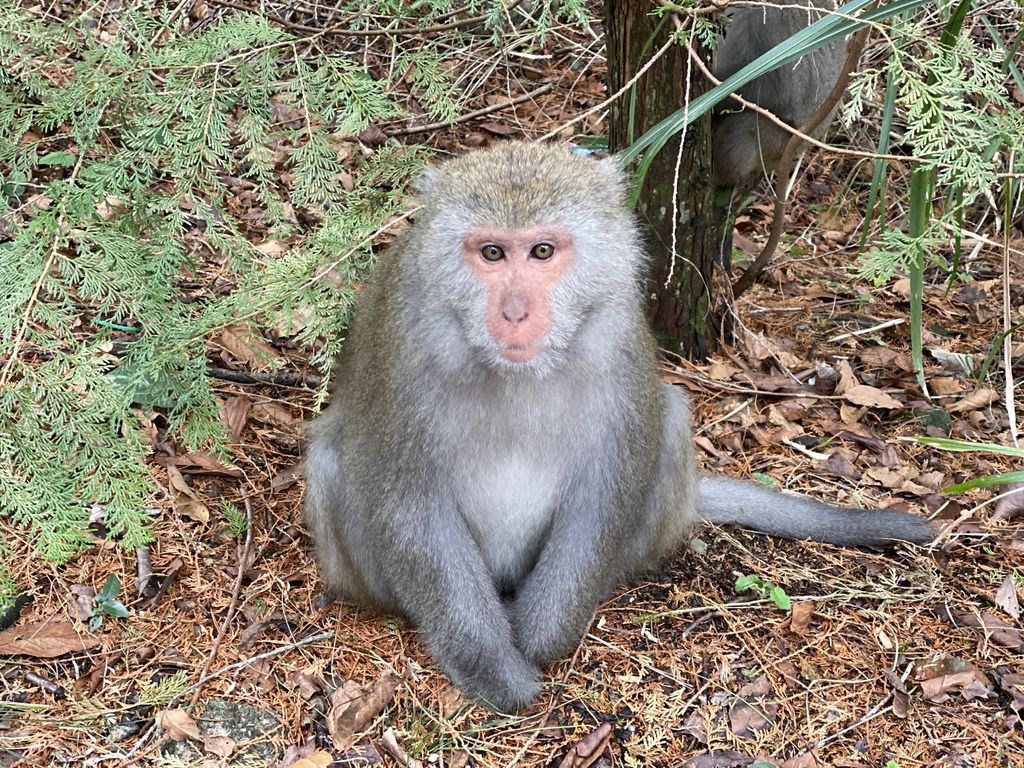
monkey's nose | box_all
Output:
[501,294,529,325]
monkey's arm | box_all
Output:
[374,494,542,712]
[698,476,936,546]
[509,482,637,665]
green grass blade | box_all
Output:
[907,167,931,397]
[905,0,971,397]
[939,0,974,48]
[860,61,900,247]
[944,471,1024,494]
[619,0,933,168]
[915,436,1024,458]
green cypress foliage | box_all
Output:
[0,5,491,592]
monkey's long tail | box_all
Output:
[697,476,935,547]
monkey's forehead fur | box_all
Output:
[416,142,630,228]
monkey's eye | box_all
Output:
[480,245,505,262]
[531,242,554,260]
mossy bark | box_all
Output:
[605,1,723,360]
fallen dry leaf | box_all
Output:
[202,734,235,757]
[287,669,321,700]
[250,401,297,428]
[783,752,826,768]
[839,401,867,425]
[789,601,815,635]
[337,740,384,766]
[948,388,996,413]
[166,451,244,477]
[994,574,1020,620]
[999,673,1024,716]
[380,727,423,768]
[240,657,275,694]
[0,621,102,658]
[28,193,52,212]
[221,395,252,441]
[940,609,1022,649]
[916,471,946,491]
[707,361,740,381]
[135,545,152,596]
[217,325,282,370]
[683,750,755,768]
[967,612,1022,649]
[819,419,886,451]
[825,451,861,481]
[777,661,801,689]
[859,346,913,372]
[327,669,402,748]
[864,467,934,497]
[920,669,993,703]
[254,239,287,256]
[270,461,304,492]
[929,347,978,375]
[273,303,315,337]
[358,124,387,147]
[95,194,123,221]
[164,464,193,496]
[929,377,964,397]
[558,722,612,768]
[737,371,806,393]
[842,384,903,410]
[480,121,519,136]
[69,585,96,622]
[741,329,803,370]
[882,670,911,719]
[166,464,209,524]
[729,676,778,738]
[694,435,729,461]
[994,482,1024,520]
[156,708,200,741]
[834,359,859,395]
[439,685,466,718]
[681,710,708,744]
[289,750,335,768]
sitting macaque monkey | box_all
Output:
[712,0,848,190]
[304,142,932,712]
[712,0,850,268]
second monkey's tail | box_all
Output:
[697,476,935,548]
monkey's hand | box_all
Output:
[377,502,542,712]
[509,499,622,665]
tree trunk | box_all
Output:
[605,2,721,359]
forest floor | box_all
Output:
[2,5,1023,768]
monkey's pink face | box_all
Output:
[462,225,574,363]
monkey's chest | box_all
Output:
[455,454,559,586]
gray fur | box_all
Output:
[699,476,935,547]
[712,1,848,189]
[305,142,932,712]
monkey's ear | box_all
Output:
[412,166,440,196]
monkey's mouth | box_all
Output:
[497,342,543,363]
